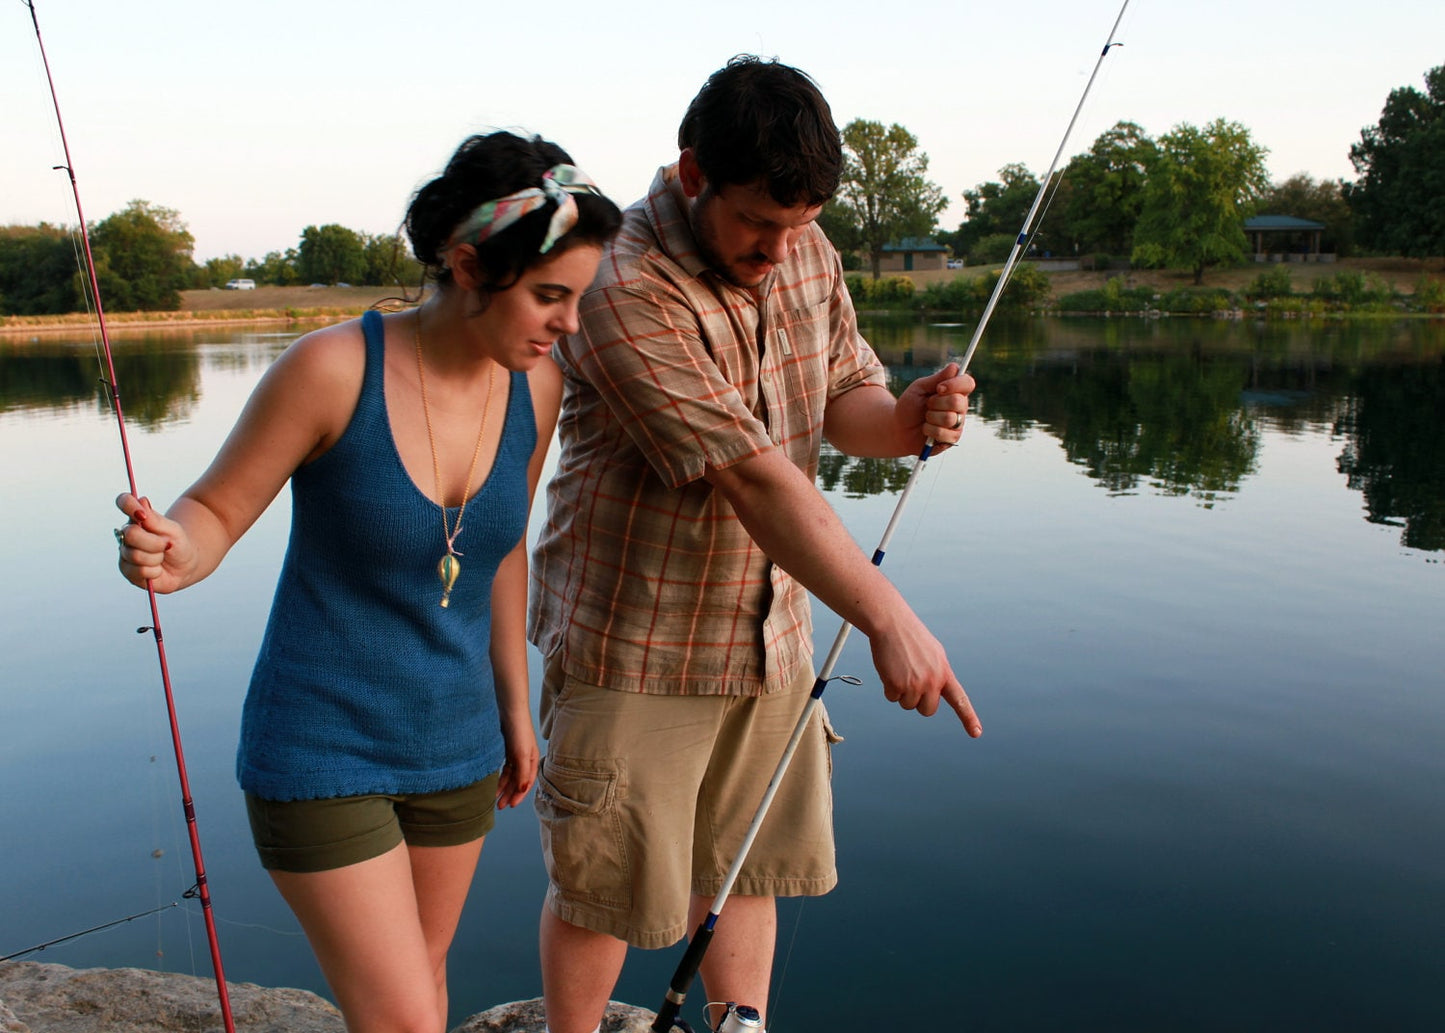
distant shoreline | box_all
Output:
[3,258,1440,336]
[0,285,410,337]
[0,310,369,337]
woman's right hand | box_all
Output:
[114,493,193,593]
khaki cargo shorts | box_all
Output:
[534,654,839,949]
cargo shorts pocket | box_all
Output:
[534,756,631,909]
[819,703,843,776]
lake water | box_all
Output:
[1,314,1442,1032]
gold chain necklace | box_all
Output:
[415,311,497,608]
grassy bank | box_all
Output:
[903,255,1445,296]
[0,285,411,336]
[863,256,1445,317]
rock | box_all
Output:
[0,962,342,1033]
[455,997,657,1033]
[0,961,658,1033]
[2,995,33,1033]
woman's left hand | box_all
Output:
[496,722,540,809]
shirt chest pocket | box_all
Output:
[760,303,831,445]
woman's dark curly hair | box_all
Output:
[406,131,621,302]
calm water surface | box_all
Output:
[2,315,1442,1031]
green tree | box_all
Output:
[1346,64,1445,256]
[360,232,423,287]
[297,224,366,285]
[833,120,947,279]
[1260,174,1355,255]
[193,254,246,289]
[817,202,865,269]
[0,224,85,315]
[1131,119,1270,284]
[245,249,301,286]
[89,200,195,310]
[943,164,1041,260]
[1055,121,1156,257]
[963,232,1016,266]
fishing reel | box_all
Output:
[662,1002,764,1033]
[712,1004,764,1033]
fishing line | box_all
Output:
[1,903,180,964]
[765,897,807,1032]
[21,4,236,1030]
[649,4,1132,1029]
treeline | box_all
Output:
[5,64,1441,316]
[828,63,1444,285]
[199,224,423,293]
[939,119,1331,285]
[0,203,422,317]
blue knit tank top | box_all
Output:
[238,309,536,801]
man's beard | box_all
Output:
[689,188,768,289]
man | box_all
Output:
[528,55,980,1033]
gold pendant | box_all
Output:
[437,553,460,608]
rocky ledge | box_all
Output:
[0,961,656,1033]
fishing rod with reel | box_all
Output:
[21,4,236,1030]
[651,4,1131,1029]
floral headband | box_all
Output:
[446,164,601,254]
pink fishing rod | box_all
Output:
[23,4,236,1029]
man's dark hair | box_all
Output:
[677,55,842,207]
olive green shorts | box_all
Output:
[534,655,839,949]
[245,772,500,874]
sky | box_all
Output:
[4,0,1442,263]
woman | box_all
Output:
[114,131,621,1033]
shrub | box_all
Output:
[1056,275,1152,313]
[1158,287,1236,314]
[1311,270,1396,307]
[952,262,1052,312]
[1056,288,1112,312]
[872,275,916,304]
[915,263,1051,314]
[1244,266,1294,300]
[919,278,978,312]
[1410,274,1445,313]
[844,274,915,307]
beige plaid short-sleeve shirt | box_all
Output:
[528,164,887,696]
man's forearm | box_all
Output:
[705,448,907,639]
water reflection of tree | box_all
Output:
[0,350,96,415]
[818,448,912,497]
[103,346,202,428]
[845,315,1445,547]
[1,336,203,428]
[1335,357,1445,551]
[976,344,1261,504]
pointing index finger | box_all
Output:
[945,682,983,738]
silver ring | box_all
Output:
[952,414,964,430]
[114,526,126,546]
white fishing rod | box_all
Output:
[651,4,1131,1030]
